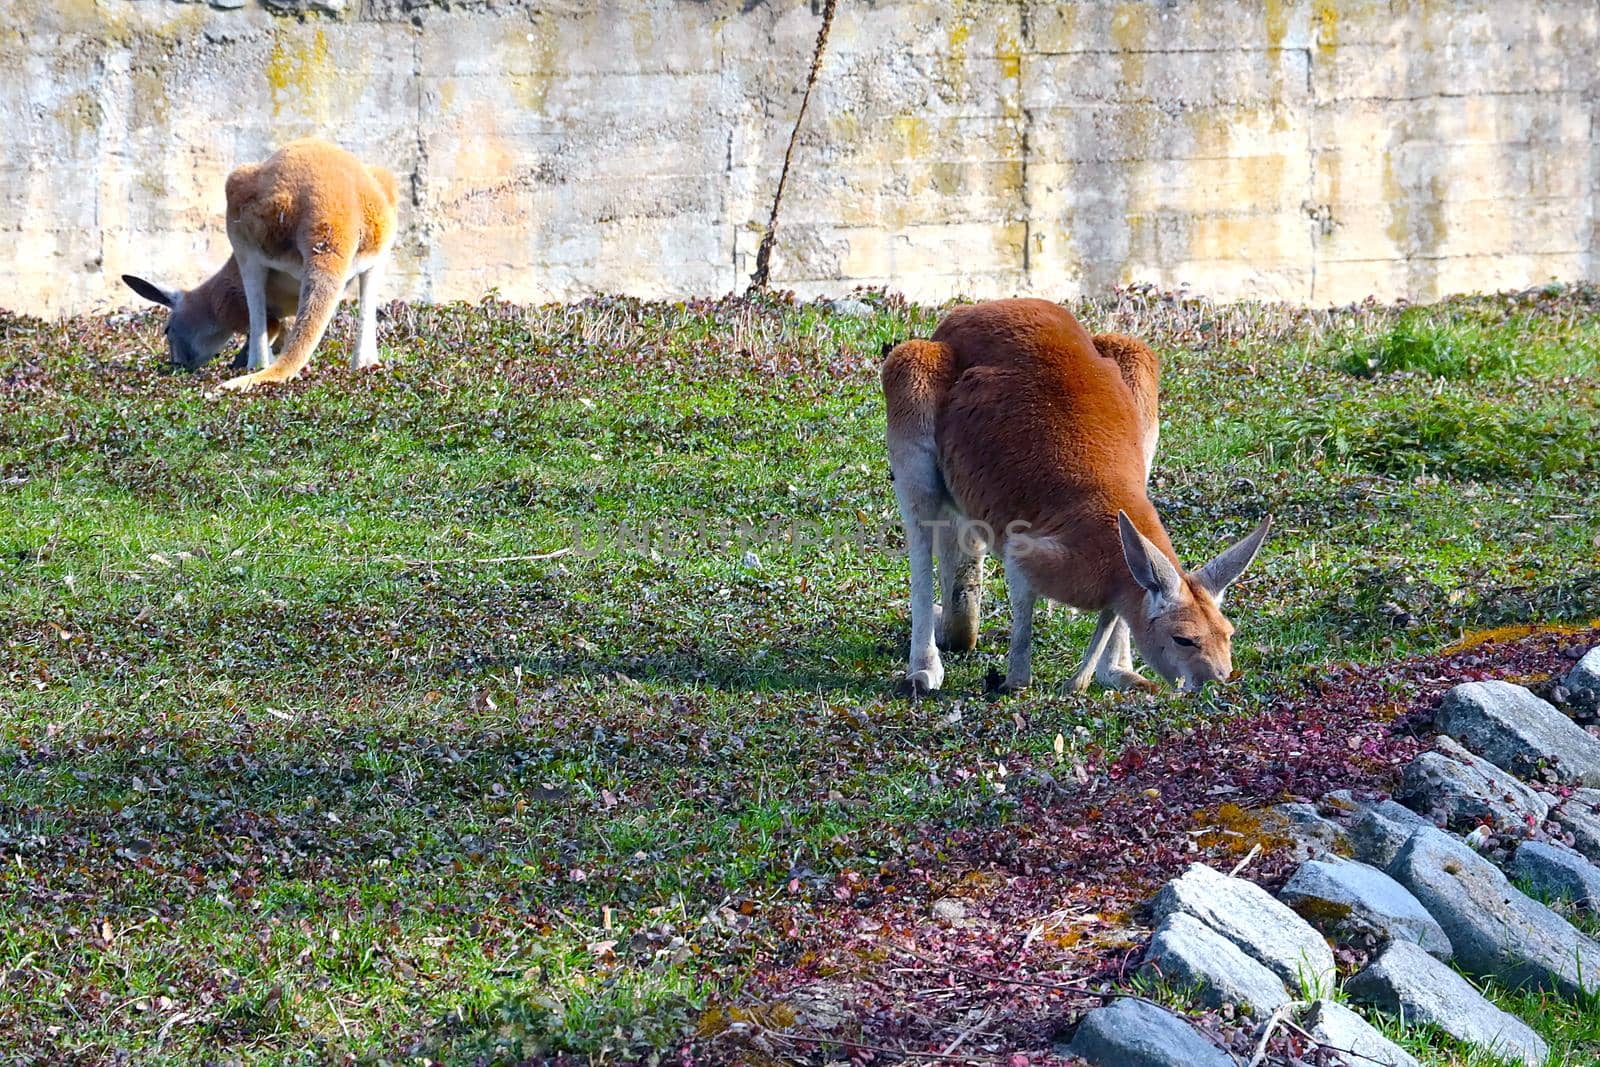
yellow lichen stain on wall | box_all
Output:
[1381,151,1409,249]
[509,18,559,113]
[1321,151,1343,219]
[938,9,974,96]
[891,115,932,161]
[626,8,656,61]
[991,221,1028,272]
[265,27,333,120]
[1382,139,1449,302]
[996,30,1023,123]
[994,159,1025,203]
[948,20,971,59]
[1122,213,1154,275]
[130,61,170,131]
[996,32,1021,81]
[1109,2,1152,92]
[137,171,168,204]
[1185,107,1232,162]
[1260,0,1295,133]
[1385,157,1449,259]
[1048,3,1080,51]
[1188,214,1276,264]
[1263,0,1289,54]
[51,0,110,35]
[1313,0,1339,54]
[55,89,103,145]
[828,111,861,144]
[930,161,964,198]
[142,4,207,44]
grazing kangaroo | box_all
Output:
[123,257,297,371]
[124,138,398,392]
[882,298,1271,695]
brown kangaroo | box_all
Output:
[882,298,1270,694]
[124,138,399,392]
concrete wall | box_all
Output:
[4,0,1597,315]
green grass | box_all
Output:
[2,286,1599,1062]
[1372,970,1598,1067]
[1329,298,1600,380]
[1276,391,1599,482]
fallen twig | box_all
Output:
[938,1005,995,1059]
[1229,842,1263,877]
[1247,1000,1299,1067]
[1282,1017,1404,1067]
[745,1024,1010,1065]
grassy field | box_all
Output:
[1,286,1598,1064]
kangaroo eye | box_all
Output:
[1173,635,1198,648]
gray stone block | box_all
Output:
[827,297,875,318]
[1280,857,1452,959]
[1511,839,1600,908]
[1395,736,1547,833]
[1437,679,1600,786]
[1150,863,1336,991]
[1301,998,1422,1067]
[1555,787,1600,862]
[1066,997,1234,1067]
[1139,912,1292,1016]
[1560,647,1600,705]
[1346,940,1548,1067]
[1348,800,1436,869]
[1271,802,1349,860]
[1388,824,1600,997]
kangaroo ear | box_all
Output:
[122,274,177,309]
[1195,516,1272,601]
[1118,510,1182,602]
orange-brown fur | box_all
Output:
[927,301,1176,611]
[883,298,1268,693]
[1091,330,1161,458]
[220,138,398,392]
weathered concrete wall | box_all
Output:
[3,0,1596,315]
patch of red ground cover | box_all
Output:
[714,627,1600,1065]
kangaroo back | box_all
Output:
[931,299,1161,553]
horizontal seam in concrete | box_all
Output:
[1312,89,1589,104]
[1318,251,1588,263]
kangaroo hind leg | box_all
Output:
[882,339,957,692]
[937,518,984,652]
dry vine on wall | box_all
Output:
[746,0,839,295]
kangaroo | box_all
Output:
[123,258,296,371]
[882,298,1270,695]
[125,138,399,392]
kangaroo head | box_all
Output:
[1116,510,1271,691]
[122,274,232,370]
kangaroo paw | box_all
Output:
[218,372,266,393]
[1101,668,1159,694]
[985,667,1027,696]
[902,664,944,696]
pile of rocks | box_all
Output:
[1066,647,1600,1067]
